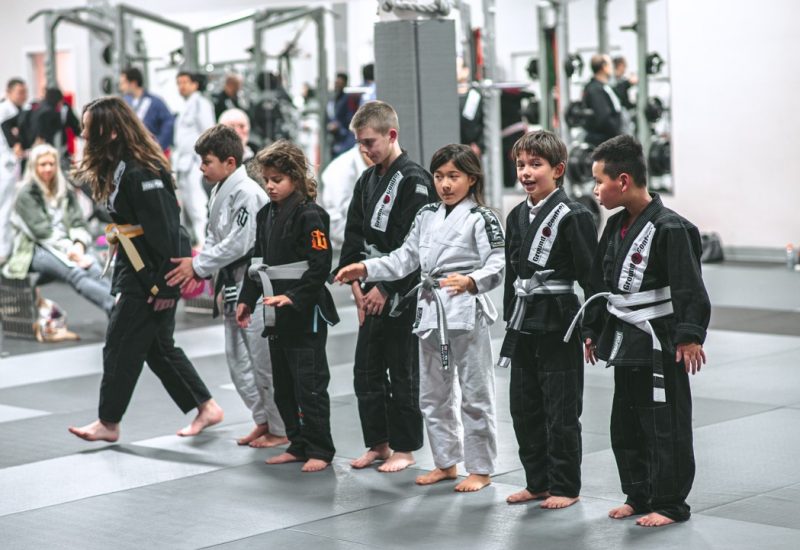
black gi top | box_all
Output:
[107,159,188,300]
[337,151,435,306]
[583,194,711,366]
[504,188,597,333]
[238,194,339,335]
[582,78,622,146]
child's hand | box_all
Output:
[334,263,367,284]
[264,295,293,308]
[181,277,204,294]
[676,343,706,374]
[584,338,597,365]
[363,286,387,316]
[236,303,252,328]
[351,282,366,326]
[166,257,196,287]
[440,273,477,295]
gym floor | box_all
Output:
[1,261,799,549]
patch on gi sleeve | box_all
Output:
[141,179,164,192]
[310,229,329,251]
[472,206,505,249]
[415,183,429,196]
[235,206,249,227]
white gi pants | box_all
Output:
[418,312,498,475]
[177,161,208,247]
[223,300,285,435]
[0,158,18,259]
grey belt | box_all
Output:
[248,259,309,326]
[496,270,574,368]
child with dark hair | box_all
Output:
[166,124,286,449]
[501,130,597,509]
[336,143,505,492]
[236,140,339,472]
[572,134,709,527]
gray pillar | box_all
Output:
[482,0,503,209]
[332,3,348,75]
[635,0,651,155]
[554,0,570,145]
[315,9,331,171]
[537,2,554,131]
[45,13,58,88]
[597,0,610,55]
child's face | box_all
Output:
[262,166,295,204]
[592,160,623,209]
[355,126,396,166]
[433,160,475,206]
[35,154,57,185]
[200,154,235,184]
[516,151,562,204]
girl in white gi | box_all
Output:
[336,144,505,492]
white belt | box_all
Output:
[248,259,309,327]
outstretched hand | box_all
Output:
[584,338,597,365]
[166,257,196,287]
[263,295,293,308]
[334,263,367,284]
[676,343,706,374]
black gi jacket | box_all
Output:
[582,78,622,146]
[582,194,711,366]
[107,159,188,300]
[238,194,339,335]
[337,151,435,306]
[504,188,597,333]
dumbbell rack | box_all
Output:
[0,276,38,340]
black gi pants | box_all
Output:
[353,308,423,453]
[269,327,335,462]
[611,354,695,522]
[510,331,583,497]
[99,296,212,423]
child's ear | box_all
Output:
[554,161,566,179]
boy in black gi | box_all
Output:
[336,100,435,472]
[500,131,597,509]
[237,140,339,472]
[578,135,709,526]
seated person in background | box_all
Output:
[1,143,114,315]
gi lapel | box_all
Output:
[366,154,405,233]
[265,194,302,264]
[614,194,661,293]
[424,199,474,268]
[520,188,571,271]
[208,166,245,225]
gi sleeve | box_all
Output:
[664,223,711,345]
[193,189,259,279]
[153,99,174,150]
[469,209,505,294]
[581,223,612,344]
[65,192,92,248]
[363,208,422,282]
[199,97,216,133]
[14,190,53,240]
[503,209,521,321]
[337,172,368,270]
[567,209,599,299]
[283,207,333,312]
[237,206,268,311]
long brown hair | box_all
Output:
[74,96,170,201]
[255,140,317,201]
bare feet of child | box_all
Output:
[68,420,120,442]
[302,458,330,472]
[249,433,289,448]
[608,503,636,519]
[177,399,224,436]
[541,496,579,509]
[378,451,416,473]
[237,423,269,445]
[415,466,458,485]
[351,442,391,469]
[266,452,304,465]
[506,489,551,504]
[455,473,491,492]
[637,512,675,527]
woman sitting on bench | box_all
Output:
[1,143,114,315]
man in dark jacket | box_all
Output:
[581,54,623,146]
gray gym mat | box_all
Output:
[702,482,800,531]
[0,403,49,423]
[207,529,377,549]
[702,264,800,311]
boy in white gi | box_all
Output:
[167,124,286,447]
[337,144,505,492]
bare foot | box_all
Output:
[455,473,491,492]
[177,399,224,437]
[541,495,580,509]
[249,433,289,448]
[351,443,391,469]
[609,503,636,519]
[506,488,551,504]
[302,458,330,472]
[266,452,304,465]
[415,466,458,486]
[637,512,675,527]
[68,420,120,442]
[378,451,416,473]
[237,423,269,445]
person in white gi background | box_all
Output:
[337,143,505,493]
[318,144,372,250]
[174,71,215,246]
[0,78,28,263]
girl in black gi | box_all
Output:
[69,97,223,442]
[237,140,338,472]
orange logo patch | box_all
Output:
[310,229,329,251]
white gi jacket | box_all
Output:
[320,144,368,248]
[192,165,267,281]
[363,198,505,334]
[173,91,215,172]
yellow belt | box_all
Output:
[103,224,159,296]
